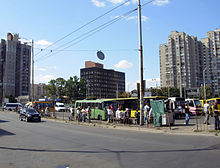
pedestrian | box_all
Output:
[116,107,122,123]
[107,106,113,123]
[87,106,91,123]
[213,101,220,130]
[45,106,50,117]
[203,101,210,125]
[69,106,74,121]
[144,103,150,124]
[185,103,190,125]
[135,109,140,125]
[77,107,81,121]
[124,108,130,124]
[81,107,86,122]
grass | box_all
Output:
[209,130,220,133]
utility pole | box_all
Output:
[138,0,144,126]
[31,40,34,102]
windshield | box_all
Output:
[195,100,201,107]
[6,104,18,107]
[176,100,185,106]
[58,105,64,107]
[26,109,37,114]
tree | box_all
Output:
[200,86,212,99]
[119,91,131,98]
[55,78,66,99]
[46,79,57,98]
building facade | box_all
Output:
[33,83,48,100]
[160,29,220,96]
[80,61,125,99]
[0,33,31,102]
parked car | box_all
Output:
[19,108,41,122]
[55,102,66,112]
[4,103,22,112]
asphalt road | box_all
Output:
[0,111,220,168]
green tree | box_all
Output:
[46,79,57,98]
[55,78,66,99]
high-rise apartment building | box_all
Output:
[0,33,31,102]
[80,61,125,99]
[160,29,220,96]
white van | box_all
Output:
[55,102,66,112]
[4,103,22,111]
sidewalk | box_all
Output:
[45,116,220,137]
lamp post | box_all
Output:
[178,65,182,98]
[203,67,207,100]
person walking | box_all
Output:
[213,101,220,130]
[203,102,210,125]
[185,103,190,125]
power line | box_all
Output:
[35,0,131,57]
[35,0,156,62]
[35,7,138,62]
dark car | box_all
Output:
[19,108,41,122]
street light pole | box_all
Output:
[138,0,144,125]
[179,65,182,98]
[31,40,34,102]
[203,67,206,100]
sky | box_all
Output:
[0,0,219,91]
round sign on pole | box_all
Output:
[97,50,105,60]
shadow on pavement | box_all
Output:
[0,119,9,123]
[0,143,219,153]
[0,129,15,137]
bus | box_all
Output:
[206,98,220,114]
[74,99,117,120]
[25,100,55,113]
[74,96,168,120]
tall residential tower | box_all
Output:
[0,33,31,102]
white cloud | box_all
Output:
[153,0,169,6]
[115,60,133,69]
[107,0,124,4]
[141,16,148,22]
[48,66,57,69]
[35,74,55,84]
[91,0,106,7]
[126,15,148,22]
[36,40,52,46]
[36,67,47,72]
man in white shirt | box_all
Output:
[203,102,210,125]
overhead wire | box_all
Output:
[34,0,131,57]
[35,7,138,62]
[35,0,156,62]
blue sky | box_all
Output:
[0,0,219,91]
